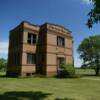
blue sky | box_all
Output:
[0,0,100,67]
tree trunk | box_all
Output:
[95,68,99,76]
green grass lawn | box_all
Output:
[0,72,100,100]
[75,69,95,76]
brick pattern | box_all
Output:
[7,21,73,77]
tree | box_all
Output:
[0,58,7,71]
[77,35,100,75]
[87,0,100,28]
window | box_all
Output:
[27,33,37,44]
[59,58,65,65]
[57,57,65,72]
[57,36,65,47]
[27,53,36,64]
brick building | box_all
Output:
[7,21,74,77]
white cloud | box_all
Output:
[81,0,92,5]
[0,42,8,54]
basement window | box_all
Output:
[26,73,31,77]
[27,33,37,45]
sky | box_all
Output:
[0,0,100,67]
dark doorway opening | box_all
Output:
[57,57,65,73]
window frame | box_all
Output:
[57,36,65,47]
[27,33,37,45]
[27,53,36,64]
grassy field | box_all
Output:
[75,68,95,76]
[0,71,100,100]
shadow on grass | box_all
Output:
[0,75,6,78]
[0,72,6,78]
[83,74,100,77]
[0,91,52,100]
[55,98,76,100]
[77,74,100,78]
[0,91,76,100]
[0,74,18,78]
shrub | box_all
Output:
[57,63,75,78]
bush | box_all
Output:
[57,63,75,78]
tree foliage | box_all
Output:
[77,35,100,75]
[0,58,7,71]
[87,0,100,28]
